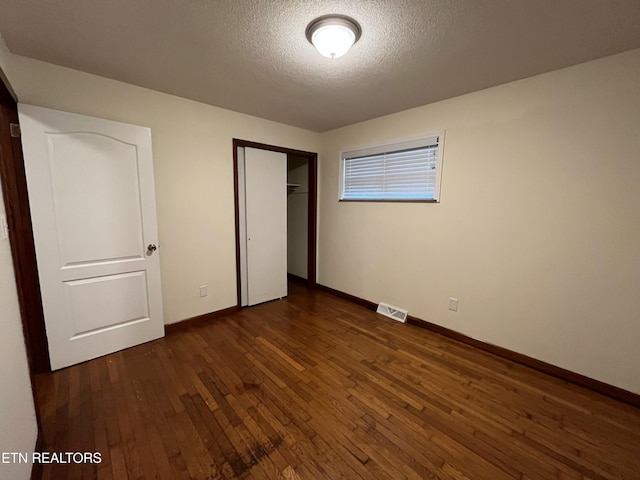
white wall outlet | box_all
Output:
[199,285,208,297]
[448,297,459,312]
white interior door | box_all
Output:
[243,147,287,306]
[18,104,164,370]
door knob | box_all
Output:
[147,243,157,252]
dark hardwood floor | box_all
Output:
[34,282,640,479]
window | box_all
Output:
[340,134,443,202]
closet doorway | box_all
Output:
[233,139,317,307]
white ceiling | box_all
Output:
[1,0,639,132]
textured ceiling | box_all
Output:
[1,1,640,132]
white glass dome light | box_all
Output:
[306,15,362,59]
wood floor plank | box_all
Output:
[281,465,301,480]
[171,401,221,479]
[33,281,640,479]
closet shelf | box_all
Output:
[287,183,301,194]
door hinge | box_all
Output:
[10,123,21,138]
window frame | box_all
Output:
[338,132,444,203]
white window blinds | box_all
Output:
[341,135,442,201]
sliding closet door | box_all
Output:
[244,147,287,305]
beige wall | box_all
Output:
[0,191,38,480]
[0,189,37,478]
[4,54,321,324]
[318,49,640,394]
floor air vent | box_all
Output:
[376,302,408,323]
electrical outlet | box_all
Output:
[448,297,459,312]
[199,285,208,297]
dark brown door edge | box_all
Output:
[0,79,51,373]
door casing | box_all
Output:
[232,139,318,307]
[0,79,50,373]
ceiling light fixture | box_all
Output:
[306,15,362,59]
